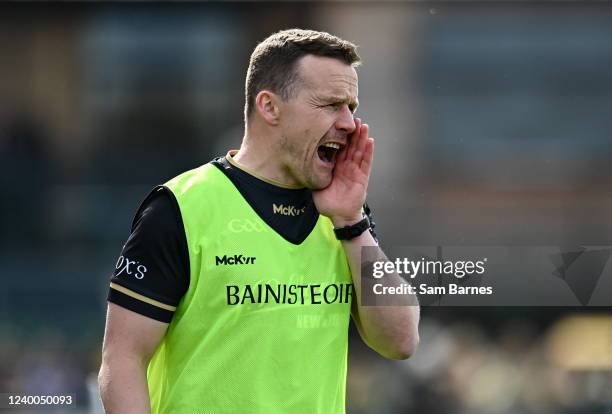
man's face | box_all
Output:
[277,55,358,189]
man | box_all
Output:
[99,29,419,413]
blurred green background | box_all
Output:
[1,2,611,413]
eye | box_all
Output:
[325,102,344,111]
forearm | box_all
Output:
[314,117,418,359]
[99,355,151,414]
[339,227,420,360]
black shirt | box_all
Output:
[108,153,376,322]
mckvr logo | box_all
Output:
[216,254,257,266]
[273,203,306,216]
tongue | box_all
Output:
[327,148,337,163]
[318,146,333,163]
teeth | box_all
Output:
[322,142,341,150]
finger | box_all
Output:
[359,123,369,154]
[339,118,359,163]
[345,118,361,162]
[345,118,360,161]
[352,123,369,164]
[360,137,375,175]
[337,143,349,163]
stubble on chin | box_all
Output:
[307,170,333,191]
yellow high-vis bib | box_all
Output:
[147,163,353,414]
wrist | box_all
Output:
[331,214,363,228]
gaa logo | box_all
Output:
[228,219,265,233]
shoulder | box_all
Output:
[164,163,224,197]
[131,186,179,227]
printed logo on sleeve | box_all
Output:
[115,255,148,279]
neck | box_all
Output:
[233,125,303,189]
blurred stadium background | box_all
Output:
[1,2,611,413]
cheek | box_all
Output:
[304,119,335,140]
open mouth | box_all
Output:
[317,142,343,165]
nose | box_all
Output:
[335,105,356,134]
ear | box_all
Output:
[254,90,281,126]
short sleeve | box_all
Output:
[107,186,190,323]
